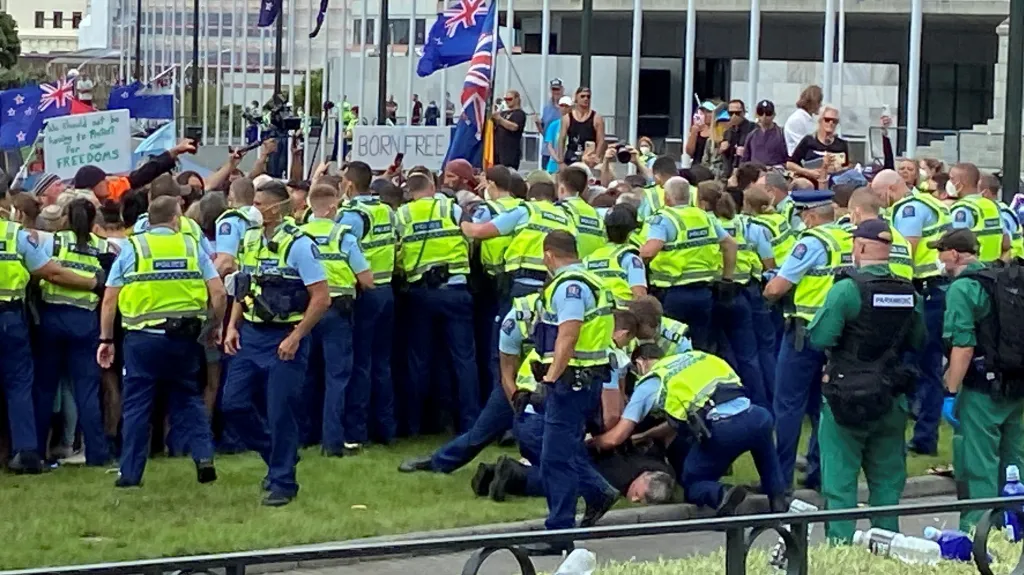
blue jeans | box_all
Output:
[541,377,616,530]
[304,306,353,452]
[910,283,947,453]
[773,326,824,489]
[33,304,110,465]
[713,292,767,410]
[514,410,546,497]
[0,308,36,454]
[120,331,214,485]
[660,285,713,352]
[746,283,777,408]
[431,380,513,472]
[348,286,395,444]
[406,286,480,435]
[682,405,785,508]
[222,322,309,497]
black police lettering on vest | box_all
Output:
[964,262,1024,399]
[823,273,919,427]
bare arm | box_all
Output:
[632,421,675,444]
[640,239,665,261]
[214,253,238,277]
[594,113,606,157]
[32,261,98,291]
[556,115,570,163]
[592,418,637,451]
[355,270,375,291]
[100,287,121,340]
[205,277,227,329]
[499,351,521,401]
[720,235,738,281]
[206,151,243,193]
[944,347,973,394]
[763,275,794,302]
[461,221,501,240]
[544,320,581,383]
[685,126,700,156]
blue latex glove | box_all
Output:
[942,396,960,430]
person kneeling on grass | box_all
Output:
[625,345,789,516]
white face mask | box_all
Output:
[945,180,959,198]
[639,145,651,155]
[242,204,264,227]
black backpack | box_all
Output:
[966,261,1024,396]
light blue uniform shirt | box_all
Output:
[620,251,647,289]
[15,229,50,272]
[107,226,219,287]
[490,204,544,287]
[306,216,371,275]
[645,213,728,243]
[549,263,597,324]
[777,235,829,284]
[891,198,938,238]
[215,213,250,257]
[498,307,524,356]
[133,214,215,257]
[744,220,775,260]
[623,377,662,423]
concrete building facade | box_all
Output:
[3,0,88,54]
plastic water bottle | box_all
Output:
[854,528,941,565]
[553,549,597,575]
[923,527,974,561]
[769,499,818,572]
[1003,465,1024,542]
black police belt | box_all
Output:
[240,274,309,323]
[674,384,747,443]
[411,265,452,289]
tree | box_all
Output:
[291,69,325,119]
[0,65,47,90]
[0,13,21,69]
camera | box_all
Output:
[266,93,303,134]
[615,143,633,164]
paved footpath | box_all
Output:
[276,496,963,575]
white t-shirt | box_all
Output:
[76,78,94,102]
[783,108,816,156]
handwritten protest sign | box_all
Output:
[351,126,451,170]
[43,109,131,180]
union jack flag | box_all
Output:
[457,17,496,140]
[40,78,76,113]
[443,0,486,38]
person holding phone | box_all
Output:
[557,87,605,166]
[685,102,716,167]
[492,91,527,170]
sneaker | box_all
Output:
[716,486,748,517]
[343,442,363,456]
[580,491,618,528]
[49,444,74,461]
[60,451,88,466]
[262,491,295,507]
[8,451,45,474]
[196,459,217,484]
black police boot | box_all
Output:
[471,462,496,497]
[398,455,433,473]
[497,430,517,447]
[769,493,791,514]
[8,451,44,474]
[262,492,295,507]
[489,456,528,502]
[580,490,619,528]
[521,541,575,556]
[716,485,748,517]
[196,459,217,484]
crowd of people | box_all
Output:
[1,79,1024,556]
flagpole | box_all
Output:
[376,0,389,125]
[319,2,330,164]
[287,0,297,177]
[538,0,549,169]
[162,0,170,78]
[202,3,210,143]
[179,0,187,137]
[823,0,835,103]
[627,0,640,148]
[747,0,760,122]
[216,0,224,145]
[359,0,368,114]
[260,27,268,110]
[133,0,141,79]
[243,1,251,142]
[681,0,695,149]
[273,0,283,95]
[503,0,512,93]
[190,0,199,123]
[118,0,126,82]
[837,0,846,135]
[227,0,238,146]
[339,0,348,133]
[303,0,313,177]
[406,0,416,125]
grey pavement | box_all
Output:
[273,495,963,575]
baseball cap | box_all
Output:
[700,101,717,112]
[557,96,573,106]
[852,219,893,244]
[756,100,776,116]
[550,78,563,89]
[72,165,107,190]
[927,228,979,254]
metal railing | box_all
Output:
[5,497,1024,575]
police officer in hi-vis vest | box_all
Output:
[98,196,226,487]
[947,162,1011,264]
[222,181,331,506]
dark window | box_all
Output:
[72,11,82,29]
[222,12,232,28]
[366,18,375,44]
[414,18,426,45]
[353,18,362,44]
[34,11,44,28]
[53,11,63,28]
[388,19,409,45]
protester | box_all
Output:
[544,96,573,174]
[558,87,605,165]
[492,90,527,170]
[685,101,716,167]
[784,85,823,155]
[786,104,850,189]
[742,100,788,167]
[720,99,755,178]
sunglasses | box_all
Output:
[822,117,839,125]
[503,96,514,102]
[728,110,744,116]
[579,94,591,99]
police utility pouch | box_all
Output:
[164,317,203,339]
[331,295,354,314]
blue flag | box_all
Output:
[310,0,329,37]
[108,82,174,120]
[443,0,498,167]
[259,0,282,27]
[133,121,177,166]
[0,79,76,150]
[417,0,503,78]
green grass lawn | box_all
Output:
[0,423,953,570]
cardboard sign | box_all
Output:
[351,125,451,170]
[44,109,132,180]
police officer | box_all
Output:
[396,172,479,435]
[629,345,787,515]
[557,167,606,259]
[639,176,739,352]
[337,161,397,447]
[300,183,374,455]
[132,174,216,257]
[97,196,225,486]
[764,171,802,233]
[763,189,849,491]
[948,162,1010,263]
[872,169,952,457]
[528,230,618,554]
[627,295,693,355]
[583,204,647,307]
[980,174,1024,259]
[1,195,102,473]
[848,188,914,281]
[638,156,682,219]
[222,181,331,506]
[739,185,781,403]
[213,175,261,276]
[34,199,116,466]
[808,219,925,543]
[934,228,1024,533]
[749,177,795,357]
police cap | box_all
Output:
[791,189,834,211]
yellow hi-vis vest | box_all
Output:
[647,206,721,288]
[0,221,30,302]
[636,316,691,354]
[560,196,606,259]
[516,350,544,392]
[120,231,208,330]
[647,351,743,422]
[998,201,1024,260]
[750,212,796,267]
[890,192,951,279]
[396,195,470,284]
[952,194,1004,263]
[583,243,640,308]
[886,225,915,281]
[480,196,524,276]
[300,219,357,298]
[643,184,665,216]
[790,224,852,322]
[40,231,110,310]
[134,213,206,245]
[343,197,397,285]
[238,221,309,324]
[719,215,753,285]
[504,200,575,274]
[215,207,261,232]
[538,267,614,367]
[512,293,543,392]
